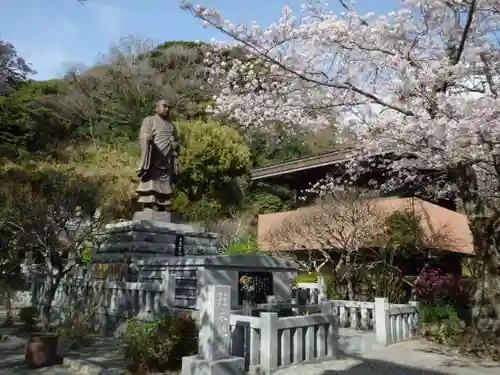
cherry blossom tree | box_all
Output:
[183,0,500,333]
[0,40,33,94]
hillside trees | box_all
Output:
[59,37,211,143]
[0,40,33,94]
[0,80,70,159]
[0,34,331,249]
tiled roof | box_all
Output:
[258,197,474,255]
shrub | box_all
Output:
[227,235,259,255]
[122,312,198,374]
[413,268,468,308]
[420,303,459,325]
[295,273,320,283]
[19,306,37,328]
[420,303,463,346]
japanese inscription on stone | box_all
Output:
[215,288,231,355]
[198,285,231,361]
[175,234,185,256]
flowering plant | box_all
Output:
[181,0,500,331]
[413,268,467,307]
[239,275,256,294]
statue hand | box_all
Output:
[146,134,153,141]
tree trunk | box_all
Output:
[40,275,61,331]
[344,254,356,300]
[470,216,500,333]
[1,287,13,326]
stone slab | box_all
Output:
[97,241,218,256]
[198,285,231,361]
[102,219,215,238]
[132,208,182,223]
[181,355,245,375]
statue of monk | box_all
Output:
[136,99,180,212]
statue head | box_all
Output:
[155,99,170,119]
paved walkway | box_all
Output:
[274,340,500,375]
[1,320,500,375]
[0,334,70,375]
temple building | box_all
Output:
[252,148,474,280]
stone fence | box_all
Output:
[27,278,419,374]
[183,285,420,375]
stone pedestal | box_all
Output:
[181,355,245,375]
[132,208,181,223]
[93,218,218,262]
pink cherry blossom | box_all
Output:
[182,0,500,205]
[183,0,500,321]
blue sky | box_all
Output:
[2,0,399,80]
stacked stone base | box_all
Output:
[93,215,219,263]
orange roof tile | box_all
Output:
[258,197,474,255]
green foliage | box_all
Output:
[0,80,68,159]
[19,306,37,328]
[81,247,93,265]
[363,266,406,303]
[60,39,213,144]
[0,37,323,253]
[420,303,463,346]
[295,273,321,283]
[174,193,223,222]
[248,128,311,167]
[177,120,251,201]
[226,234,259,255]
[243,187,293,214]
[326,277,344,300]
[384,211,424,253]
[122,313,198,374]
[0,163,113,297]
[361,210,426,303]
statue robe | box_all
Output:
[136,114,179,207]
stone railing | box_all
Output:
[32,278,171,325]
[331,300,375,330]
[226,298,420,374]
[230,302,338,374]
[182,285,340,375]
[374,297,420,346]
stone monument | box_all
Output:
[93,99,218,263]
[181,285,245,375]
[134,99,181,223]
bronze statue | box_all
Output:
[136,99,180,212]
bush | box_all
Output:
[19,306,37,328]
[413,268,468,308]
[295,273,320,283]
[420,303,463,346]
[226,235,259,255]
[122,312,198,374]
